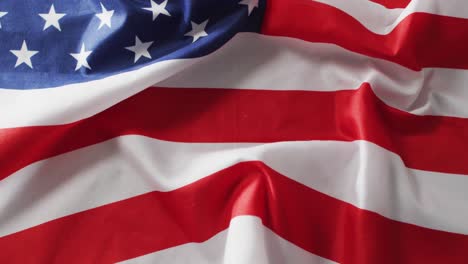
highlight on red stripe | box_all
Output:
[370,0,410,9]
[1,84,468,181]
[1,161,467,264]
[261,0,468,70]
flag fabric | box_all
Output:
[1,0,468,263]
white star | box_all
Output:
[239,0,259,15]
[10,41,39,69]
[70,44,93,71]
[142,0,171,21]
[0,12,7,29]
[39,4,66,31]
[184,20,209,43]
[125,36,154,63]
[96,3,114,29]
[184,19,209,43]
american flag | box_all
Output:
[1,0,468,263]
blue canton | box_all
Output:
[0,0,265,89]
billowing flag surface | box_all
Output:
[1,0,468,263]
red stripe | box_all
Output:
[261,0,468,70]
[1,161,467,264]
[1,85,468,180]
[370,0,410,9]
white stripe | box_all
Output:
[0,58,197,128]
[118,216,337,264]
[2,34,468,129]
[315,0,468,34]
[1,136,467,237]
[159,33,468,118]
